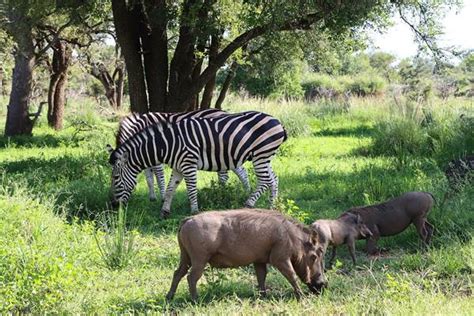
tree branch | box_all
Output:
[35,19,73,57]
[175,11,325,106]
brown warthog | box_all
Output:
[311,213,373,266]
[342,192,435,255]
[166,209,327,301]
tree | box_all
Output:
[82,42,126,109]
[46,39,72,130]
[0,0,106,136]
[111,1,388,113]
[369,51,397,82]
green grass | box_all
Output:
[0,95,473,313]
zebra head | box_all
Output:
[107,144,138,208]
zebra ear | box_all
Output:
[106,144,114,155]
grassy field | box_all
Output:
[0,95,473,314]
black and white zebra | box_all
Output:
[108,111,287,217]
[115,109,250,201]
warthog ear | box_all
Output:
[106,144,114,154]
[310,229,318,246]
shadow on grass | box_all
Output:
[112,278,304,313]
[313,125,375,137]
[0,133,79,149]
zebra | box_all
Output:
[115,109,250,201]
[108,111,287,217]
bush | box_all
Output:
[370,113,474,166]
[303,73,386,100]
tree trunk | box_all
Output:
[47,40,71,130]
[200,35,219,109]
[0,66,7,96]
[112,0,149,113]
[142,0,169,112]
[215,61,238,109]
[91,63,118,108]
[4,27,36,136]
[167,0,199,112]
[114,62,125,109]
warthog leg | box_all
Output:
[187,261,207,302]
[425,221,434,245]
[365,226,380,255]
[347,237,357,265]
[271,259,303,299]
[254,263,268,297]
[166,253,191,301]
[414,217,433,246]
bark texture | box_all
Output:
[4,24,36,136]
[48,40,72,130]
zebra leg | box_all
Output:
[234,166,251,191]
[151,164,166,201]
[244,160,272,208]
[183,168,199,214]
[144,168,157,201]
[217,171,229,186]
[269,167,279,208]
[160,170,183,219]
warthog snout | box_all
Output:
[307,280,327,294]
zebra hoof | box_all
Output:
[160,210,170,219]
[149,196,157,202]
[244,203,255,209]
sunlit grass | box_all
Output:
[0,95,472,313]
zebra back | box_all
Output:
[115,108,225,147]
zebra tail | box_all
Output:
[282,126,288,142]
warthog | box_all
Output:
[342,192,435,255]
[166,209,327,301]
[311,213,373,267]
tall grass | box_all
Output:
[94,206,139,270]
[0,94,473,313]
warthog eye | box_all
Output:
[310,253,317,261]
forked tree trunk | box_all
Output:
[4,28,36,136]
[90,61,125,109]
[48,40,71,130]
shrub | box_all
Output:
[348,74,386,96]
[303,73,386,100]
[371,118,430,160]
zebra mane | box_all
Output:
[115,113,157,147]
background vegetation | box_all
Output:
[0,0,473,313]
[0,92,472,313]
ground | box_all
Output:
[0,95,472,314]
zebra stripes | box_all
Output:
[108,111,287,217]
[115,109,250,201]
